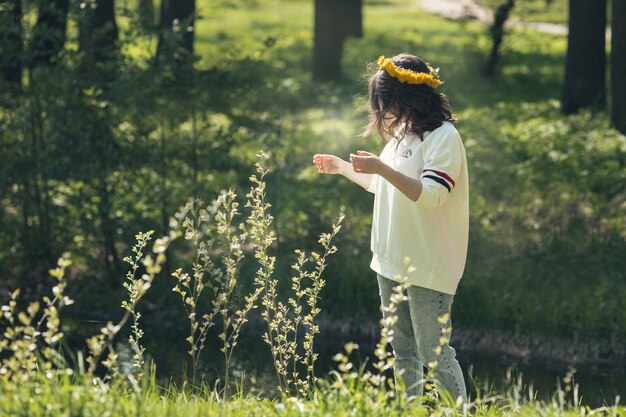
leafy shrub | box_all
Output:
[457,100,626,337]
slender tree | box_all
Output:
[483,0,515,77]
[339,0,363,39]
[312,0,363,81]
[312,0,340,81]
[0,0,23,86]
[561,0,607,114]
[611,0,626,134]
[76,1,121,285]
[78,0,119,71]
[156,0,195,59]
[30,0,69,69]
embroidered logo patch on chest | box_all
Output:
[401,149,413,158]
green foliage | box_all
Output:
[122,230,162,382]
[85,230,172,380]
[0,152,622,413]
[169,155,279,391]
[458,101,626,337]
[247,155,345,397]
[0,0,624,357]
[0,155,345,398]
[0,243,619,411]
[0,254,74,382]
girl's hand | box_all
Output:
[313,154,344,175]
[350,151,384,175]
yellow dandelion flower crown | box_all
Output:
[376,55,443,89]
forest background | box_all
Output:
[0,0,625,385]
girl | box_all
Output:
[312,53,469,402]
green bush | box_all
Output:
[457,101,626,337]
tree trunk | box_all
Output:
[159,123,171,277]
[154,0,195,83]
[340,0,363,39]
[137,0,156,33]
[156,0,195,58]
[313,0,342,81]
[30,0,69,68]
[98,177,122,289]
[561,0,607,114]
[483,0,515,77]
[611,0,626,134]
[25,90,54,284]
[0,0,23,86]
[78,0,119,75]
[312,0,362,81]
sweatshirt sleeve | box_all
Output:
[367,174,378,194]
[416,127,463,209]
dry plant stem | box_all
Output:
[217,191,243,393]
[0,254,73,382]
[300,212,344,395]
[246,154,284,389]
[122,231,157,383]
[222,283,263,394]
[373,278,409,394]
[0,290,19,358]
[248,153,344,396]
[0,298,41,380]
[215,189,258,395]
[173,188,264,394]
[40,254,74,375]
[87,231,173,378]
[330,269,410,399]
[172,198,221,384]
[423,312,457,406]
[289,251,308,392]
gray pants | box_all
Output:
[377,273,467,402]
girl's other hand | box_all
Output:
[350,151,383,174]
[313,154,344,175]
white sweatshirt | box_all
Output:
[367,121,469,295]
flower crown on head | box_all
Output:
[376,55,443,89]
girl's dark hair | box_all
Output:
[362,53,456,142]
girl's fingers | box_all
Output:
[313,154,324,172]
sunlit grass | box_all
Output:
[512,0,568,24]
[0,371,624,416]
[479,0,568,24]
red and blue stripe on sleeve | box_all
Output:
[421,169,455,192]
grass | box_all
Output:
[479,0,569,24]
[513,1,568,25]
[0,370,624,417]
